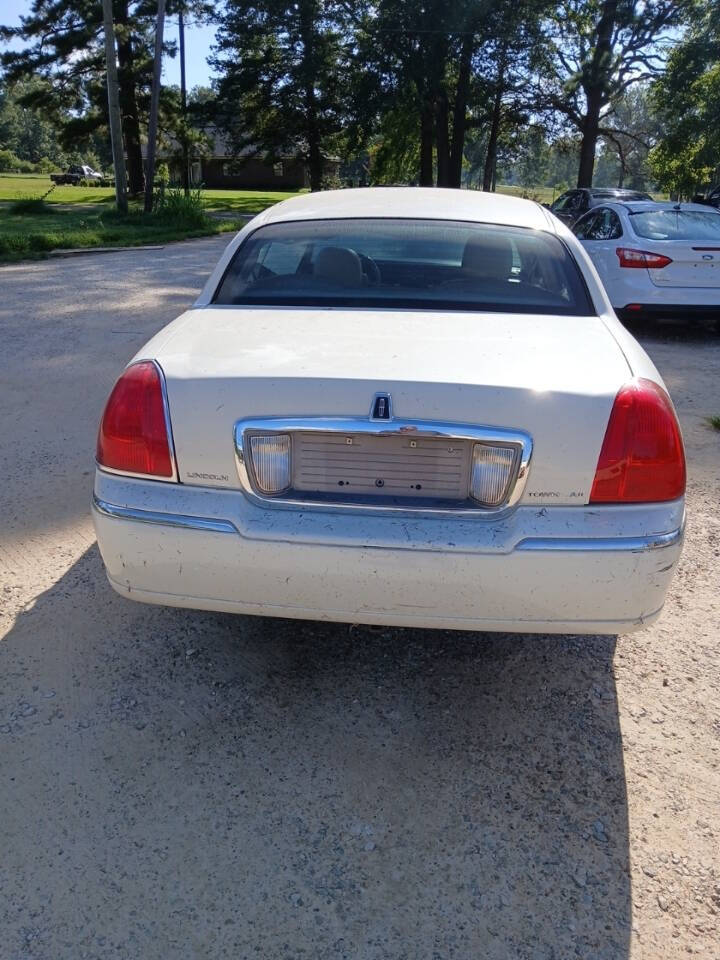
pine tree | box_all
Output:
[211,0,351,192]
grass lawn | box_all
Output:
[0,174,304,261]
[0,203,249,260]
[0,173,304,211]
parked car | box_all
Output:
[50,164,109,185]
[693,185,720,210]
[572,200,720,322]
[549,187,653,226]
[92,188,685,635]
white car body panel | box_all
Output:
[574,201,720,312]
[93,188,685,634]
[141,306,630,505]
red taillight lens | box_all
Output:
[616,247,673,269]
[590,379,685,503]
[96,361,175,478]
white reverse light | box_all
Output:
[249,434,291,494]
[470,443,517,507]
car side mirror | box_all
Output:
[692,194,705,203]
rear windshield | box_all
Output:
[213,218,594,315]
[631,210,720,241]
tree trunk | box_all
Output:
[448,35,473,188]
[299,4,323,191]
[483,86,502,192]
[577,88,602,187]
[144,0,166,213]
[179,7,189,196]
[115,2,145,196]
[419,102,433,186]
[435,92,450,187]
[307,125,323,191]
[576,0,618,188]
[100,0,128,212]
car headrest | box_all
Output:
[462,235,514,280]
[314,246,363,287]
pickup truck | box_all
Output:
[50,164,110,186]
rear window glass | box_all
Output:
[631,210,720,241]
[594,191,649,200]
[213,218,594,316]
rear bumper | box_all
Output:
[92,472,684,634]
[617,303,720,321]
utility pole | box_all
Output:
[144,0,167,213]
[179,5,190,196]
[101,0,128,213]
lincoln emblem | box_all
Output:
[371,393,392,420]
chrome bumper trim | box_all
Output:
[516,524,684,552]
[234,415,533,518]
[92,495,238,534]
[93,495,684,553]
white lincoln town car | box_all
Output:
[92,188,685,634]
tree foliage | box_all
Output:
[541,0,687,186]
[211,0,351,191]
[649,0,720,196]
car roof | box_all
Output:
[256,187,552,231]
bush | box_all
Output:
[156,162,170,185]
[152,185,208,227]
[8,196,52,216]
[0,234,30,256]
[0,149,23,172]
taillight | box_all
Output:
[590,379,685,503]
[616,247,673,269]
[96,360,176,479]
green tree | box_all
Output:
[1,1,212,195]
[0,79,70,165]
[649,0,720,196]
[353,0,549,188]
[211,0,351,191]
[542,0,688,187]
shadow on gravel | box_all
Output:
[1,545,630,960]
[621,315,720,344]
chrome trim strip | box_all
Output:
[92,495,237,534]
[516,525,684,552]
[234,415,533,518]
[92,494,684,553]
[96,359,180,484]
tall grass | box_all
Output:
[8,196,53,215]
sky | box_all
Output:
[1,0,218,90]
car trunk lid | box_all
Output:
[144,307,631,507]
[647,242,720,289]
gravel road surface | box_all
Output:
[1,237,718,960]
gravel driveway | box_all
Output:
[1,238,718,960]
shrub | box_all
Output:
[0,149,23,172]
[152,185,208,227]
[0,234,30,255]
[8,196,52,216]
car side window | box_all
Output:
[584,208,623,241]
[573,211,601,239]
[551,192,571,211]
[572,192,588,215]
